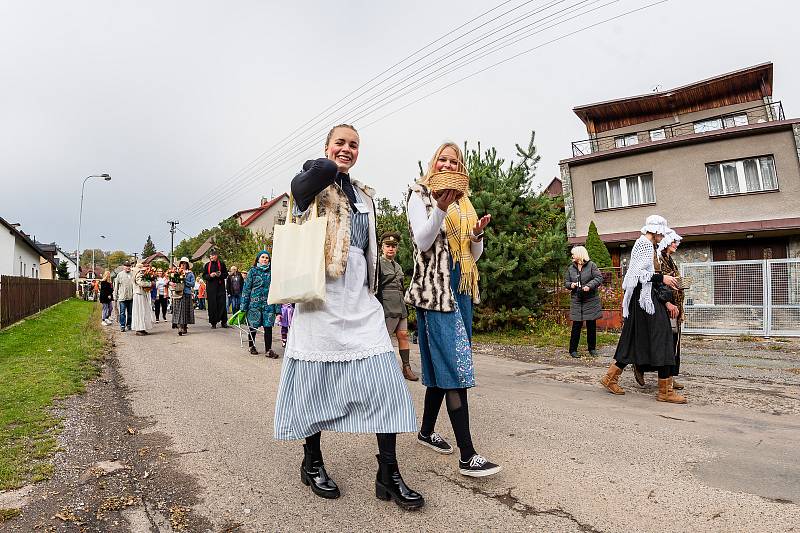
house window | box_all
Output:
[593,173,656,211]
[706,155,778,197]
[649,128,666,141]
[723,114,748,128]
[282,200,288,207]
[694,118,722,133]
[614,133,638,148]
[694,113,747,134]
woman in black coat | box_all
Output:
[564,246,604,358]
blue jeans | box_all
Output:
[228,295,241,314]
[102,302,112,321]
[118,299,133,330]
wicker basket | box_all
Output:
[427,171,470,194]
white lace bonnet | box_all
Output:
[640,215,669,236]
[657,229,682,252]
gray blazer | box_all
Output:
[564,261,603,321]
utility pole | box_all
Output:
[167,220,179,266]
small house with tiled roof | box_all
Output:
[233,193,289,237]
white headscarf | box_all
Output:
[622,215,670,318]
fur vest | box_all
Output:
[404,183,455,312]
[304,180,379,293]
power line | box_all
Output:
[173,0,533,220]
[176,0,669,231]
[179,0,601,221]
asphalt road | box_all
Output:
[114,313,800,532]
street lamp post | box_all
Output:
[76,174,111,295]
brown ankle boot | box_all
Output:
[402,364,419,381]
[600,363,625,395]
[671,377,684,390]
[657,378,687,404]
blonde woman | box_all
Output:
[564,246,603,358]
[99,270,114,325]
[405,142,500,477]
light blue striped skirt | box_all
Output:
[274,352,418,440]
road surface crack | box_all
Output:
[426,470,603,532]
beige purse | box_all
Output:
[268,195,327,304]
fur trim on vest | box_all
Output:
[404,183,455,312]
[305,180,378,291]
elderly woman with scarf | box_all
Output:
[600,215,685,404]
[273,124,422,510]
[405,142,500,478]
[240,250,280,358]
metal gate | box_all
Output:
[681,259,800,336]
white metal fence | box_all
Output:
[681,259,800,336]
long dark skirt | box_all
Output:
[172,294,195,326]
[206,282,227,325]
[614,283,675,368]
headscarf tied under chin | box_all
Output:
[253,250,271,269]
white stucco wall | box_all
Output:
[13,237,41,277]
[0,228,14,275]
[54,250,78,279]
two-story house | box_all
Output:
[559,62,800,266]
[232,193,289,238]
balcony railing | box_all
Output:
[571,101,785,158]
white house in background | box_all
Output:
[0,216,49,278]
[35,241,77,280]
[232,193,289,237]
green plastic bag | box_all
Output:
[228,310,247,326]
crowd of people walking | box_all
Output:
[91,122,693,513]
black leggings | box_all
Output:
[420,387,476,462]
[154,297,168,320]
[248,326,273,351]
[569,320,596,352]
[305,431,397,464]
[616,361,671,379]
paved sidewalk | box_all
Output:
[114,314,800,532]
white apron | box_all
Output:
[284,247,393,362]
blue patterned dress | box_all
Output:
[240,264,279,328]
[415,260,475,389]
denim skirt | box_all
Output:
[415,263,475,389]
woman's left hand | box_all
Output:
[472,214,491,237]
[666,302,679,319]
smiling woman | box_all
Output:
[273,124,424,510]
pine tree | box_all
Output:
[465,131,569,329]
[584,221,612,269]
[56,260,71,280]
[142,235,157,259]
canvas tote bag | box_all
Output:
[268,195,327,304]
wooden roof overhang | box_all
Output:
[573,63,773,134]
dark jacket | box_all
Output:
[99,280,113,304]
[226,272,244,297]
[564,260,603,321]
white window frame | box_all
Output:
[706,155,779,197]
[649,128,666,141]
[614,133,638,148]
[694,118,723,133]
[593,173,656,211]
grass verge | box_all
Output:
[473,319,619,348]
[0,299,105,491]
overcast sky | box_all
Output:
[2,0,797,256]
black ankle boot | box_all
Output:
[300,444,339,499]
[375,455,424,510]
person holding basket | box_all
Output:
[171,257,195,336]
[272,124,423,510]
[404,142,500,478]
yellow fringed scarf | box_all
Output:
[443,196,479,300]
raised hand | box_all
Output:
[432,189,463,211]
[472,214,491,235]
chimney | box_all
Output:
[261,197,268,206]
